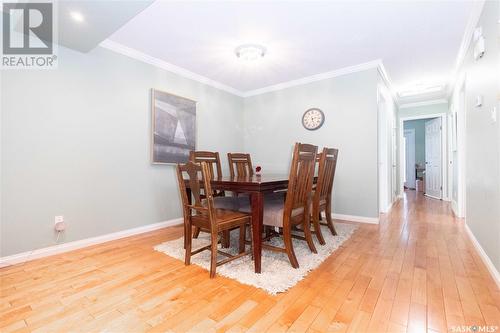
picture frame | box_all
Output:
[151,89,196,164]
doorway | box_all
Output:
[399,114,447,200]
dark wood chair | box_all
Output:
[176,161,251,278]
[228,153,253,178]
[258,143,318,268]
[189,150,233,244]
[311,148,339,241]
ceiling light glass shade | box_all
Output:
[70,11,85,23]
[235,44,266,61]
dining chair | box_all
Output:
[249,143,318,268]
[312,148,339,240]
[189,150,234,245]
[176,161,252,278]
[228,153,253,178]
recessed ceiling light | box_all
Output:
[235,44,266,61]
[70,11,85,23]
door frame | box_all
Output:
[403,128,416,189]
[399,113,448,200]
[378,91,389,213]
[451,76,467,217]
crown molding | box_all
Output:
[242,60,382,97]
[399,99,448,109]
[447,0,485,97]
[99,40,245,97]
[100,40,396,100]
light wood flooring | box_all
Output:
[1,191,499,332]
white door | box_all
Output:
[425,118,442,199]
[404,129,416,189]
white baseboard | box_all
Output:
[0,218,183,268]
[332,213,379,224]
[451,200,465,218]
[386,196,402,213]
[0,212,381,268]
[464,223,500,289]
[451,200,459,216]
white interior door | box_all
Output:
[404,129,416,189]
[425,118,442,199]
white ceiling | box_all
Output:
[107,1,475,99]
[57,1,153,52]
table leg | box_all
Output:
[250,192,263,273]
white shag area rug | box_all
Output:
[154,223,357,295]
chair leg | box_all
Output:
[185,221,192,265]
[222,230,231,248]
[239,225,246,254]
[283,225,299,268]
[193,226,201,238]
[302,218,317,254]
[248,223,254,260]
[325,203,337,236]
[311,211,326,245]
[265,226,272,239]
[209,231,218,278]
[183,218,188,250]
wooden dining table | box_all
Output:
[186,174,289,273]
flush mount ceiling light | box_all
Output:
[70,11,85,23]
[235,44,266,61]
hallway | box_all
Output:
[1,192,499,332]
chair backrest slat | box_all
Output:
[189,151,225,197]
[228,153,253,178]
[284,143,318,220]
[314,147,339,206]
[189,151,223,179]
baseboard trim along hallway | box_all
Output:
[332,214,380,224]
[0,218,183,268]
[465,223,500,289]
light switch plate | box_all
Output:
[492,107,497,123]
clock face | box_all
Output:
[302,108,325,130]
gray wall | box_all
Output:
[451,0,500,272]
[243,69,380,218]
[403,119,428,167]
[1,46,244,256]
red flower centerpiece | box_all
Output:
[255,166,262,175]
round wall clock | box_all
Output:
[302,108,325,130]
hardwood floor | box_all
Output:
[1,191,499,332]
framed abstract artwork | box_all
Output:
[151,89,196,164]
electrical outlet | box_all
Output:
[54,215,66,232]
